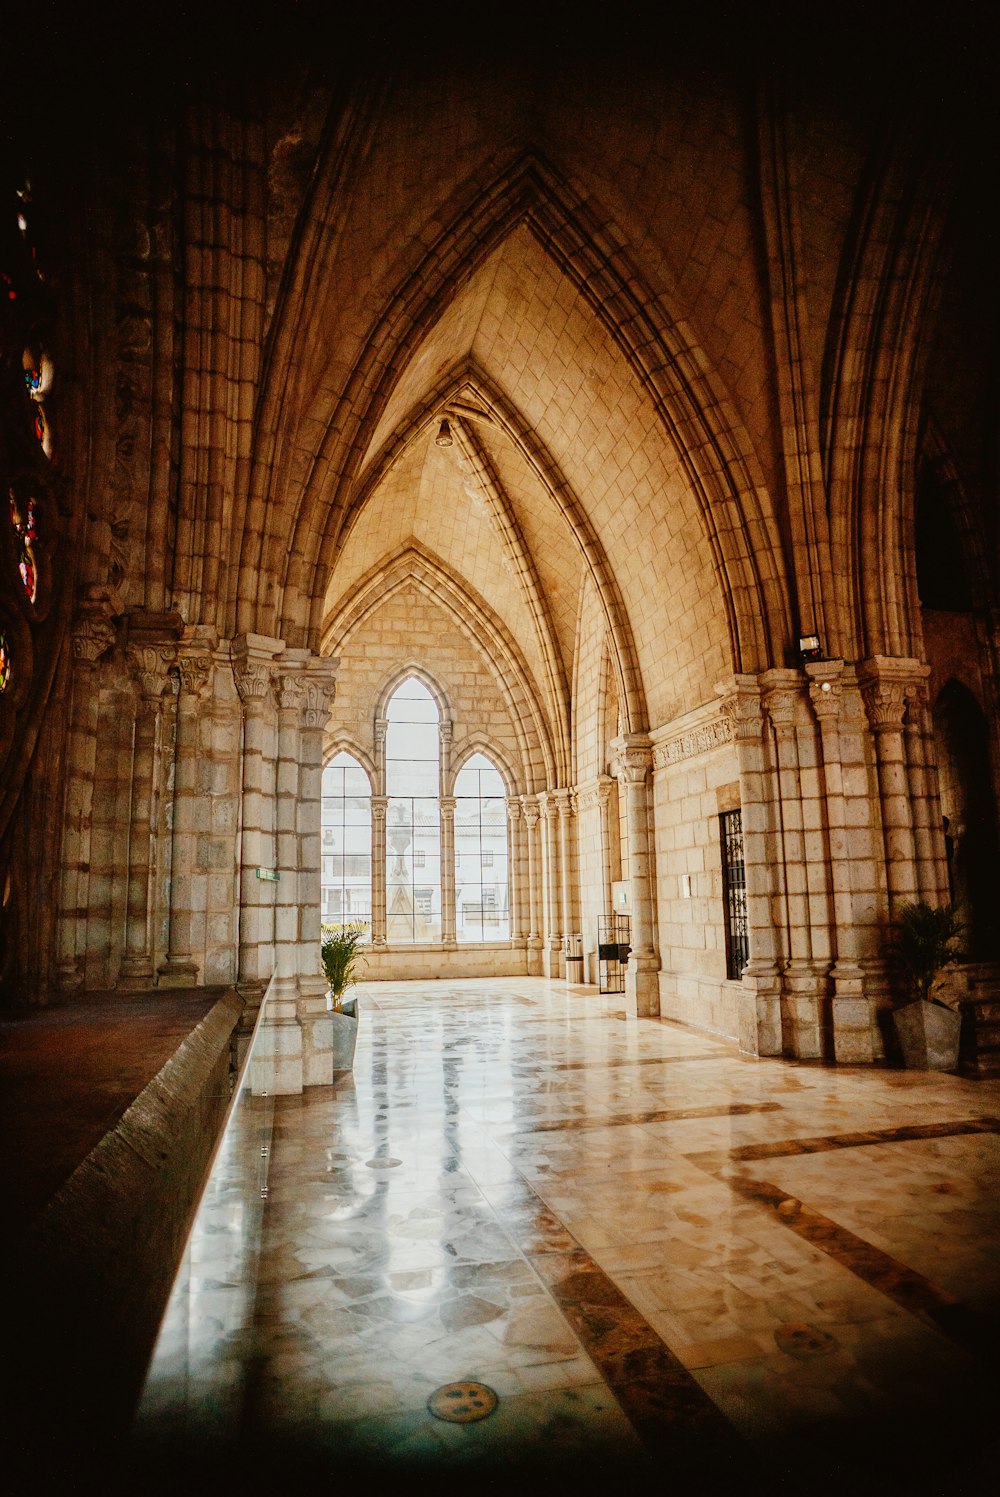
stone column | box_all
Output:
[232,642,280,997]
[859,658,919,909]
[522,797,543,974]
[717,677,782,1056]
[556,788,578,949]
[297,657,341,1086]
[157,641,215,986]
[440,795,457,946]
[506,796,525,943]
[762,675,826,1058]
[808,662,871,1062]
[56,612,117,988]
[370,796,388,945]
[904,677,948,904]
[596,773,616,916]
[539,792,563,977]
[611,734,660,1018]
[272,672,305,998]
[118,645,173,986]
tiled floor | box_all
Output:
[137,977,1000,1493]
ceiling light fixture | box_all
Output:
[435,418,453,448]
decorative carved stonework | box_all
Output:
[860,679,907,734]
[521,798,540,828]
[651,718,732,770]
[126,644,173,701]
[176,653,213,699]
[278,674,306,713]
[717,686,763,743]
[234,661,273,709]
[370,796,388,825]
[300,680,336,730]
[374,717,388,747]
[506,797,522,821]
[71,615,116,664]
[610,734,654,784]
[762,688,798,734]
[439,796,456,821]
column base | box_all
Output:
[832,996,875,1064]
[526,937,544,976]
[782,963,830,1059]
[542,941,563,979]
[156,958,200,987]
[738,965,782,1056]
[625,956,660,1018]
[56,963,84,992]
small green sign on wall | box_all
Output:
[256,867,280,882]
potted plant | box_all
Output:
[885,901,965,1070]
[320,922,367,1071]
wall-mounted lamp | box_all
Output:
[435,418,453,448]
[798,633,822,663]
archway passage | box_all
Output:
[934,680,1000,959]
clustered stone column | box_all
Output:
[439,796,457,946]
[370,796,388,945]
[611,732,660,1018]
[859,658,920,909]
[539,791,563,976]
[55,611,117,989]
[158,638,216,986]
[521,797,543,974]
[118,644,173,986]
[505,796,525,943]
[232,639,281,998]
[717,678,782,1056]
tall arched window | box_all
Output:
[455,752,509,942]
[386,678,442,943]
[321,751,372,933]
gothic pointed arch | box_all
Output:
[239,146,791,677]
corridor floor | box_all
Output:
[137,978,1000,1494]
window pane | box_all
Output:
[385,677,443,941]
[321,753,372,937]
[455,753,510,944]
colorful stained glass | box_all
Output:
[9,492,38,603]
[0,631,9,692]
[24,365,42,395]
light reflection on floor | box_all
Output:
[135,977,1000,1493]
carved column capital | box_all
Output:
[126,644,174,701]
[175,651,213,700]
[277,673,306,713]
[715,677,763,742]
[233,658,274,708]
[761,687,798,735]
[857,657,928,733]
[298,654,339,730]
[610,733,654,784]
[374,716,389,748]
[521,796,540,829]
[439,720,454,747]
[72,614,117,664]
[806,660,846,725]
[506,796,522,822]
[370,796,388,825]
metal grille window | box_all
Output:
[719,808,749,980]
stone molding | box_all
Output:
[651,717,732,769]
[610,732,654,783]
[716,677,764,742]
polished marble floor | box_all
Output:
[136,977,1000,1493]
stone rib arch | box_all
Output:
[920,417,994,613]
[323,545,556,790]
[448,739,520,798]
[243,146,790,675]
[822,128,947,659]
[330,360,646,738]
[321,737,376,786]
[374,664,451,732]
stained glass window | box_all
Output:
[0,631,10,692]
[455,753,510,942]
[9,489,38,604]
[22,349,52,458]
[386,678,442,943]
[321,752,372,932]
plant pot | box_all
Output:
[892,999,961,1071]
[328,993,359,1072]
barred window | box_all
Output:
[719,808,749,980]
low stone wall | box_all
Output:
[361,942,530,981]
[657,968,741,1041]
[6,989,245,1484]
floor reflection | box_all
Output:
[136,977,1000,1492]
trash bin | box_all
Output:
[564,932,585,984]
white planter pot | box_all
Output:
[327,992,359,1072]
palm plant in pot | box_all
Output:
[320,922,367,1071]
[885,901,965,1070]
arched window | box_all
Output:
[386,678,441,943]
[0,629,10,693]
[454,752,509,943]
[321,751,372,933]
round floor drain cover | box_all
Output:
[365,1157,401,1169]
[427,1381,498,1423]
